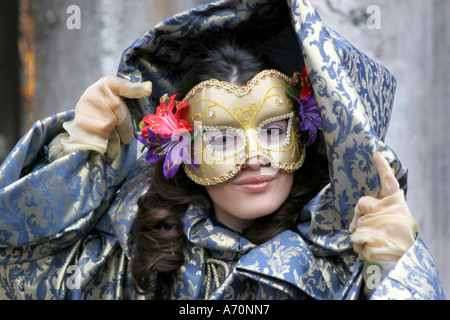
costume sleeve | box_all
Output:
[369,234,446,300]
[0,111,139,299]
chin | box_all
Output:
[241,197,286,218]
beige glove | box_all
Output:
[61,76,152,160]
[349,152,418,262]
[349,152,418,295]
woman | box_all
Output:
[129,41,329,297]
[0,0,444,300]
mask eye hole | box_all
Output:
[259,119,288,148]
[204,128,245,156]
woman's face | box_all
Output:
[183,70,305,232]
[205,158,294,233]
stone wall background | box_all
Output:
[1,0,449,297]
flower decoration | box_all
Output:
[287,67,322,147]
[140,93,192,137]
[138,93,198,179]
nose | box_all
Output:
[245,155,271,170]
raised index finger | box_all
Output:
[374,152,400,199]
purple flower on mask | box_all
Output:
[138,127,198,179]
[298,92,322,147]
[287,67,323,147]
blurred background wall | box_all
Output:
[0,0,448,298]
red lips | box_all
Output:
[234,175,276,185]
[233,175,277,192]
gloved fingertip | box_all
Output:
[125,81,152,98]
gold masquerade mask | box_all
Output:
[180,69,308,186]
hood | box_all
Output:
[116,0,406,255]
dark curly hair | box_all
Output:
[128,40,327,295]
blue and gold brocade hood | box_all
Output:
[114,0,404,299]
[116,0,403,256]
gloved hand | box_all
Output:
[61,76,152,160]
[349,152,418,263]
[349,152,418,296]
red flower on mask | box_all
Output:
[141,93,192,137]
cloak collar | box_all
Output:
[180,197,360,299]
[181,196,256,261]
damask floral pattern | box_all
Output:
[0,0,444,300]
